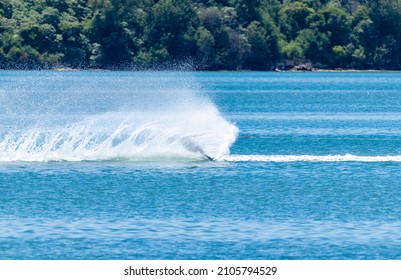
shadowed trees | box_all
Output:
[0,0,399,70]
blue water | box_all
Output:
[1,71,401,259]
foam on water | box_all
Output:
[0,71,238,162]
[223,154,401,162]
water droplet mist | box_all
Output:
[0,71,238,162]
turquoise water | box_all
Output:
[1,71,401,259]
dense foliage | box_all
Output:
[0,0,400,70]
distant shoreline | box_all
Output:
[55,67,401,72]
[284,68,401,73]
[0,66,400,73]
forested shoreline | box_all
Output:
[0,0,400,70]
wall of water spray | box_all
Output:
[0,71,238,162]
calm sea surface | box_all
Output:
[1,71,401,259]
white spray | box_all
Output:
[0,71,238,162]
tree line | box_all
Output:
[0,0,400,70]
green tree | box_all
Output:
[86,0,145,67]
[195,26,215,66]
[375,0,401,68]
[146,0,197,59]
[279,1,315,41]
[0,0,399,70]
[244,20,274,69]
[232,0,260,24]
[59,15,89,66]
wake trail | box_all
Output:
[221,154,401,162]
